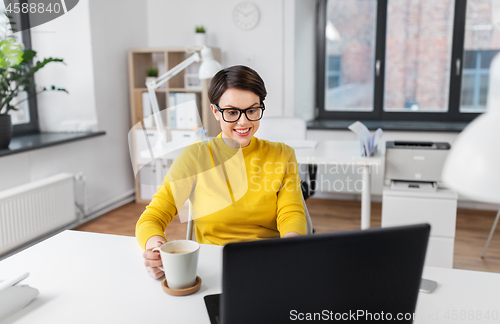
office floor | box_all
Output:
[74,198,500,273]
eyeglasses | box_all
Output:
[214,103,265,123]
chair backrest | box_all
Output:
[185,194,313,240]
[303,196,313,236]
[254,116,306,141]
[186,200,194,240]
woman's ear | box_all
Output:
[211,104,220,121]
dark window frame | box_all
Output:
[8,0,40,135]
[461,49,499,111]
[315,0,482,123]
[326,56,342,89]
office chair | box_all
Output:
[255,116,307,141]
[482,209,500,258]
[254,116,316,199]
[185,194,314,240]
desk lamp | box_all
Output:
[146,46,221,188]
[442,53,500,258]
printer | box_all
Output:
[384,141,451,191]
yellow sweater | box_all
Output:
[135,134,306,249]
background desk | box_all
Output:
[1,231,499,323]
[294,140,383,229]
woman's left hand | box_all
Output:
[283,232,301,238]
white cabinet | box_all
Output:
[137,165,169,201]
[382,187,458,268]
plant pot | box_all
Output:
[194,33,206,47]
[145,76,157,86]
[0,114,13,149]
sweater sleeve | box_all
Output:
[135,143,200,249]
[135,180,178,250]
[276,146,307,237]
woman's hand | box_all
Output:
[283,232,301,238]
[143,235,166,279]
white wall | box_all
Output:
[0,0,148,214]
[294,0,316,121]
[283,0,295,117]
[31,1,99,132]
[146,0,285,116]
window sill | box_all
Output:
[307,120,469,132]
[0,131,106,158]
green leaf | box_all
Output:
[0,39,24,69]
[45,85,68,94]
[22,49,36,62]
[26,57,65,78]
[0,14,67,116]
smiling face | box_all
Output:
[211,88,261,148]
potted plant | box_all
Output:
[0,13,66,148]
[194,25,206,47]
[145,67,158,85]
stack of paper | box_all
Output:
[168,93,199,129]
[348,121,383,157]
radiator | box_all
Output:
[0,173,76,255]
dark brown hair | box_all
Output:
[208,65,267,106]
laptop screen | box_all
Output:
[209,224,429,324]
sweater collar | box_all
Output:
[216,132,257,153]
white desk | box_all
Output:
[1,231,499,324]
[294,140,383,229]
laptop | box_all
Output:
[205,224,430,324]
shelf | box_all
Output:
[142,127,201,131]
[0,132,106,157]
[169,88,202,93]
[133,88,202,93]
[134,88,167,92]
[129,47,222,203]
[129,47,194,53]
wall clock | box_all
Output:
[233,2,260,31]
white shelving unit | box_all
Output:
[128,47,221,203]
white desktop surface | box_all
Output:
[294,140,383,229]
[1,231,499,324]
[0,231,221,324]
[293,140,383,165]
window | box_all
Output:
[316,0,500,123]
[323,0,376,112]
[326,56,341,90]
[461,50,499,111]
[384,0,455,113]
[4,0,39,135]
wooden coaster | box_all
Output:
[161,276,202,296]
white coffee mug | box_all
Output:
[153,240,200,289]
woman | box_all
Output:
[137,65,306,279]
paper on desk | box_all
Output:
[0,272,29,292]
[284,140,318,149]
[0,272,39,321]
[348,121,383,157]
